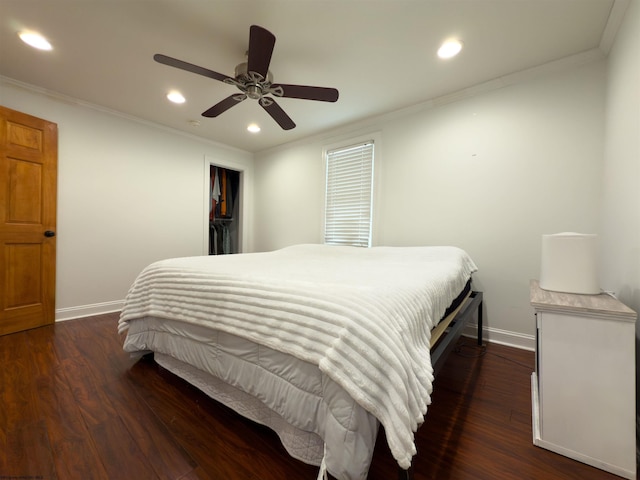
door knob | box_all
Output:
[44,230,56,237]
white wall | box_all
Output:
[0,80,253,319]
[254,142,325,251]
[254,59,607,344]
[600,0,640,427]
[601,0,640,314]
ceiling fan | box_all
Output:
[154,25,339,130]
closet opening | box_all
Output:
[208,165,241,255]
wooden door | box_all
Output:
[0,106,58,335]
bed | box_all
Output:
[118,244,481,480]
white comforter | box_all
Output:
[118,244,477,470]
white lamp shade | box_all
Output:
[540,232,599,295]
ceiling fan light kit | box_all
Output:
[154,25,339,130]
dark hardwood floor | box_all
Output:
[0,312,625,479]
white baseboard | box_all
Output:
[463,323,535,351]
[55,300,124,321]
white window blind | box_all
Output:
[324,141,374,247]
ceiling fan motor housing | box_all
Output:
[233,62,273,99]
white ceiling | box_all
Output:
[0,0,623,153]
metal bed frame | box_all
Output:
[397,290,484,480]
[325,291,484,480]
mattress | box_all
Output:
[119,244,478,479]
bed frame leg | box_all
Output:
[475,291,483,346]
[398,466,414,480]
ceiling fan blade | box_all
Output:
[259,97,295,130]
[202,95,247,117]
[247,25,275,80]
[272,84,339,102]
[154,54,233,83]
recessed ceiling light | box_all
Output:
[19,31,52,51]
[167,90,186,104]
[247,123,261,133]
[437,39,463,59]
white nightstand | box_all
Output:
[530,279,637,479]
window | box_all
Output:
[324,141,374,247]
